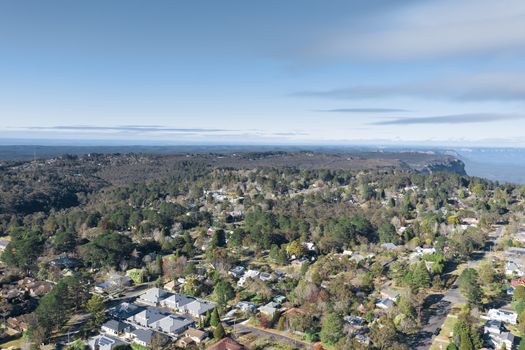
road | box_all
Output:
[408,225,503,350]
[233,322,314,349]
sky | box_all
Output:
[1,0,525,146]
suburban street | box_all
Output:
[409,225,503,350]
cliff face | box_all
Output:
[412,158,467,176]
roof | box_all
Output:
[186,327,207,338]
[109,302,144,319]
[206,337,244,350]
[102,320,127,332]
[132,329,154,344]
[184,299,215,315]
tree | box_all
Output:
[210,308,220,327]
[86,294,106,328]
[213,322,226,340]
[378,222,399,244]
[213,281,235,307]
[54,230,77,253]
[211,229,226,248]
[478,261,496,286]
[412,262,431,289]
[515,286,525,302]
[458,268,481,305]
[519,337,525,350]
[320,312,343,345]
[286,240,305,258]
[1,229,44,272]
[518,310,525,335]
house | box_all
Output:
[206,337,244,350]
[127,308,166,327]
[273,295,286,304]
[511,276,525,287]
[161,293,193,310]
[229,266,245,279]
[259,272,273,282]
[0,239,9,252]
[236,301,257,313]
[154,315,194,335]
[484,320,503,335]
[101,320,127,336]
[375,298,394,310]
[355,334,371,346]
[49,257,82,269]
[415,246,436,255]
[485,329,515,350]
[89,335,127,350]
[380,288,400,301]
[506,261,525,277]
[131,329,155,347]
[180,299,215,318]
[95,274,132,294]
[483,309,518,325]
[381,243,397,250]
[237,270,260,287]
[185,327,208,344]
[344,315,366,326]
[258,302,280,317]
[138,287,169,306]
[109,302,144,319]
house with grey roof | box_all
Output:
[127,308,166,327]
[178,299,215,318]
[152,315,194,335]
[258,302,280,317]
[160,293,193,310]
[138,287,170,306]
[131,329,155,347]
[101,320,127,336]
[109,302,144,320]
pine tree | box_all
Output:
[213,322,226,340]
[412,262,431,289]
[210,308,220,327]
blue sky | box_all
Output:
[1,0,525,145]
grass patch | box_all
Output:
[429,314,458,350]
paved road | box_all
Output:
[409,225,503,350]
[233,323,314,349]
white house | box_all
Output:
[138,288,169,306]
[483,309,518,325]
[101,320,127,336]
[505,260,525,277]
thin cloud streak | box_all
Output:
[293,73,525,102]
[373,113,524,125]
[24,125,232,133]
[316,108,409,113]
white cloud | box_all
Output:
[314,0,525,60]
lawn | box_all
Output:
[429,314,458,350]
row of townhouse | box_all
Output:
[137,287,215,318]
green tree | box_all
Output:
[320,312,343,345]
[1,229,44,272]
[86,294,106,328]
[458,268,481,306]
[378,222,398,244]
[210,308,220,327]
[213,322,226,340]
[412,262,431,289]
[211,229,226,248]
[515,286,525,302]
[213,281,235,307]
